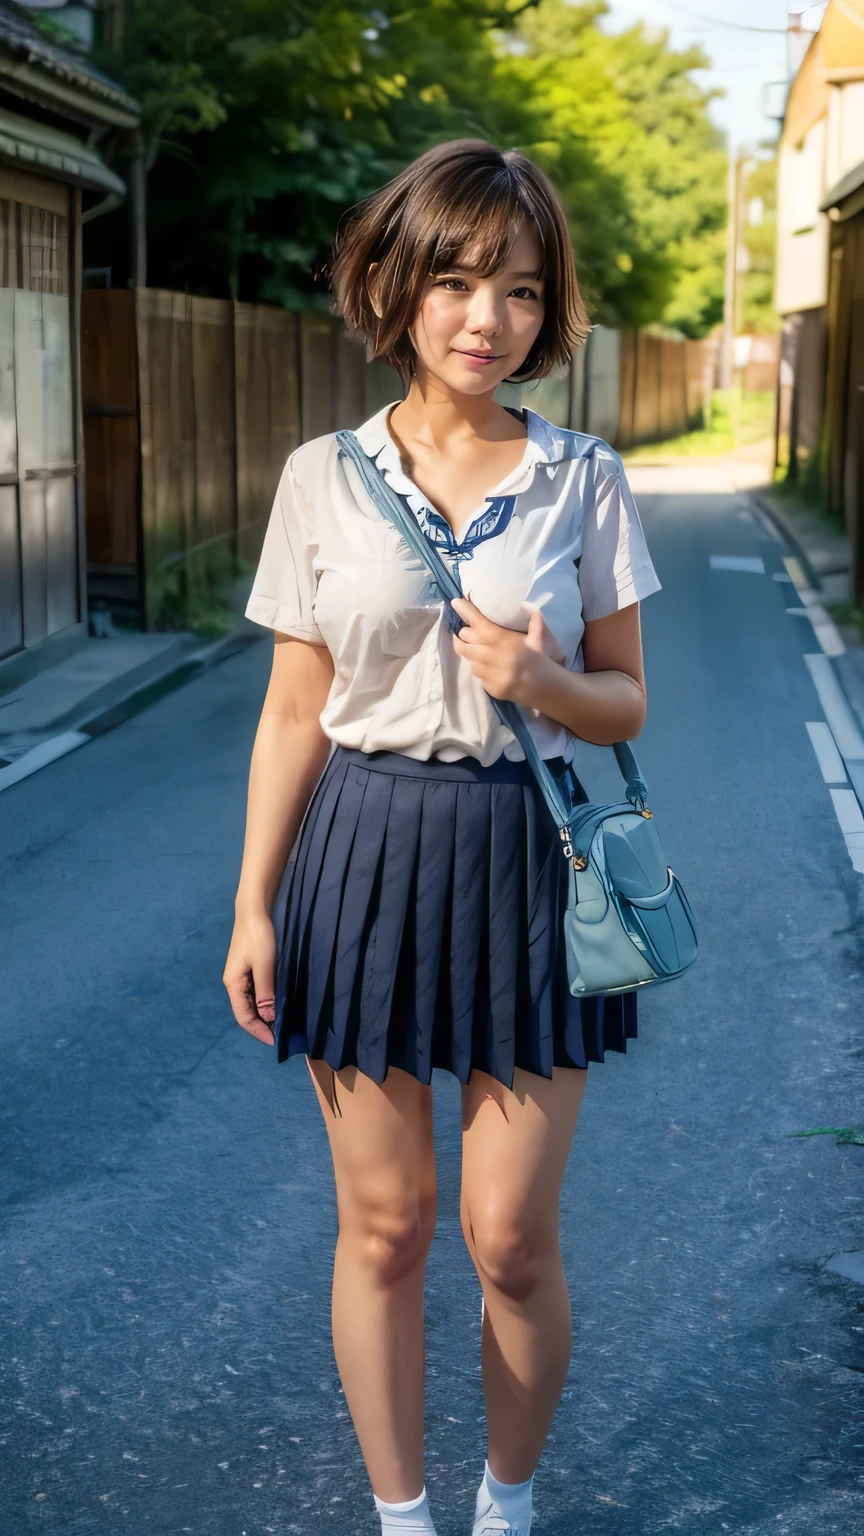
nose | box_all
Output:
[465,281,505,338]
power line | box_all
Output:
[663,2,787,32]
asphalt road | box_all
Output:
[2,474,863,1536]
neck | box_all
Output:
[390,365,520,452]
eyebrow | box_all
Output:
[444,265,544,279]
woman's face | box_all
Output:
[408,222,546,396]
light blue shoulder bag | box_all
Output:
[337,430,698,999]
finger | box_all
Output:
[223,970,275,1044]
[252,959,276,1025]
[451,595,495,633]
[453,634,494,660]
[525,609,544,650]
[526,607,565,665]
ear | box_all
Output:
[367,261,383,319]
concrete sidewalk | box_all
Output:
[0,623,263,791]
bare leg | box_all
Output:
[460,1065,588,1484]
[308,1060,436,1504]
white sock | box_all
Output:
[473,1462,534,1534]
[374,1487,436,1534]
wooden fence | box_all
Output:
[526,325,709,448]
[82,291,399,632]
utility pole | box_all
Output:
[721,143,738,391]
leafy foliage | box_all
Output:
[739,154,780,335]
[499,1,727,332]
[93,0,728,333]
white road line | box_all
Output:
[829,789,864,871]
[710,555,766,573]
[807,608,845,657]
[830,788,864,834]
[804,654,864,763]
[806,722,848,784]
[0,730,89,792]
[783,557,845,656]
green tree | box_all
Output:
[92,0,726,335]
[500,0,727,333]
[94,0,531,304]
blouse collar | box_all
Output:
[353,401,596,502]
[351,400,599,557]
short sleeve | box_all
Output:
[578,449,662,623]
[244,452,325,643]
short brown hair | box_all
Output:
[329,139,589,382]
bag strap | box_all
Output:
[335,429,648,834]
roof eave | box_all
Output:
[820,158,864,215]
[0,51,139,129]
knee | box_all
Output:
[347,1195,436,1288]
[465,1210,557,1303]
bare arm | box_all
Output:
[223,633,334,1043]
[451,597,646,746]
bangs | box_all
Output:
[427,177,540,279]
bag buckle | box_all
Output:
[560,826,588,870]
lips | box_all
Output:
[457,350,501,362]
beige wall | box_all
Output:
[826,79,864,187]
[776,74,864,317]
[775,119,830,315]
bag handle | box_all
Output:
[336,430,649,835]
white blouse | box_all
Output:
[245,402,661,765]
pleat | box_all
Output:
[281,753,345,996]
[484,782,525,1089]
[357,775,425,1083]
[322,771,394,1071]
[301,765,370,1055]
[411,781,457,1083]
[519,782,557,1079]
[275,752,345,1061]
[444,781,490,1082]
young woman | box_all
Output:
[224,139,661,1536]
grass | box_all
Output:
[622,389,775,463]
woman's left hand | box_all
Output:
[451,595,565,707]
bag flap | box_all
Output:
[601,813,668,899]
[622,885,698,976]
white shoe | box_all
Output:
[473,1508,524,1535]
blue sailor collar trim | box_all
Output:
[351,400,609,565]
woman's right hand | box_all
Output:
[223,907,277,1045]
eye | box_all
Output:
[510,286,540,301]
[434,277,469,291]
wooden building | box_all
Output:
[774,0,864,529]
[822,167,864,603]
[0,2,139,685]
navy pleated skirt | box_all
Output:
[273,745,637,1089]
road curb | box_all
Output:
[0,628,263,793]
[746,489,864,831]
[747,490,824,591]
